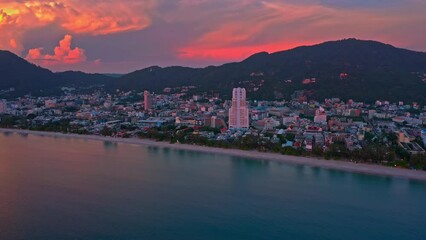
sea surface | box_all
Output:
[0,132,425,240]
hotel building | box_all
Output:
[228,88,249,129]
[144,91,153,111]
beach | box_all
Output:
[1,128,426,182]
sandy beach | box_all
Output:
[1,128,426,182]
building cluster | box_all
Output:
[1,88,426,154]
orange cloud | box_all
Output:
[9,39,18,50]
[60,1,155,35]
[2,0,157,34]
[0,0,157,53]
[23,1,63,23]
[0,8,23,52]
[26,34,87,66]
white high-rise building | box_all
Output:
[144,91,153,111]
[228,88,249,129]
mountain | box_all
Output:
[117,39,426,103]
[0,50,56,95]
[56,71,115,87]
[1,39,426,103]
[0,51,114,97]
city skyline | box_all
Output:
[1,0,426,73]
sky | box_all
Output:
[1,0,426,73]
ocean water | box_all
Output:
[0,132,425,240]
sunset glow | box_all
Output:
[179,41,313,61]
[1,0,425,72]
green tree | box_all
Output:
[101,127,115,136]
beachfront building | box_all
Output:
[144,91,153,111]
[229,88,249,129]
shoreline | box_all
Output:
[1,128,426,182]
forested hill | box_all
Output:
[0,51,114,97]
[1,39,426,103]
[117,39,426,103]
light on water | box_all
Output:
[0,133,425,240]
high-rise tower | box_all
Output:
[228,88,249,129]
[144,91,152,111]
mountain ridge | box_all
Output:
[1,39,426,103]
[116,39,426,103]
[0,51,114,96]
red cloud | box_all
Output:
[26,34,87,66]
[0,0,157,54]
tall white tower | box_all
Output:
[144,91,152,111]
[228,88,249,129]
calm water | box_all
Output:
[0,133,425,240]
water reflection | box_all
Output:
[229,157,271,193]
[2,131,13,137]
[295,165,306,177]
[147,146,160,152]
[350,173,393,186]
[103,141,118,150]
[325,168,350,180]
[408,179,426,188]
[230,156,270,176]
[231,156,269,169]
[1,133,426,240]
[311,167,322,179]
[169,149,206,159]
[18,132,28,138]
[162,148,170,155]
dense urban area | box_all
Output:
[1,86,425,170]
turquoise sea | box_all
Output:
[0,132,425,240]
